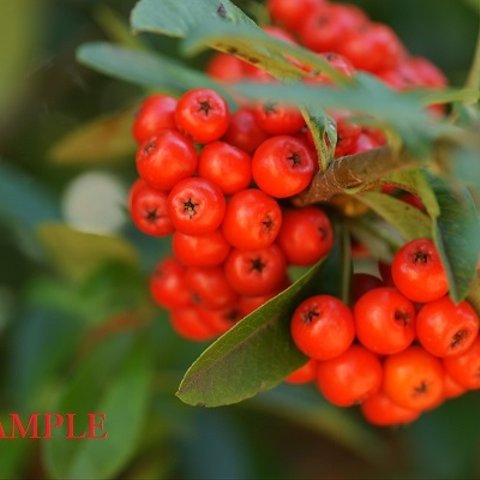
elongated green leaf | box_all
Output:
[77,42,234,104]
[37,223,139,281]
[427,176,480,302]
[467,275,480,314]
[177,228,348,407]
[383,169,440,218]
[234,75,442,154]
[356,191,432,241]
[302,108,337,171]
[49,106,137,165]
[131,0,255,37]
[43,340,151,480]
[420,88,479,106]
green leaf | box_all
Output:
[49,106,137,165]
[234,75,441,154]
[77,42,234,105]
[466,27,480,94]
[382,169,440,218]
[427,176,480,302]
[467,275,480,314]
[43,339,151,480]
[356,191,432,241]
[131,0,255,37]
[37,223,139,281]
[177,228,349,407]
[302,108,337,171]
[420,88,480,106]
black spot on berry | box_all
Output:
[413,380,428,396]
[303,308,320,324]
[250,257,266,273]
[146,209,159,223]
[413,249,430,264]
[143,140,156,155]
[450,329,469,349]
[198,100,212,115]
[394,309,410,326]
[183,198,199,218]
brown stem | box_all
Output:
[293,146,421,206]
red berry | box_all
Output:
[175,88,229,143]
[206,53,245,82]
[354,287,416,355]
[167,177,225,235]
[305,52,356,84]
[277,207,333,265]
[150,258,191,309]
[291,295,355,360]
[136,129,197,190]
[222,189,282,250]
[351,273,384,303]
[267,0,320,31]
[416,297,479,357]
[198,141,252,195]
[408,57,447,88]
[238,292,279,316]
[252,135,316,198]
[185,266,237,310]
[225,244,287,296]
[173,230,230,268]
[444,337,480,390]
[361,391,420,426]
[316,345,382,407]
[383,346,444,411]
[285,359,318,384]
[300,3,367,53]
[443,372,466,399]
[197,305,244,335]
[254,102,304,136]
[339,23,406,73]
[170,307,217,342]
[334,117,362,157]
[132,94,177,144]
[129,181,173,237]
[223,108,269,154]
[391,238,449,303]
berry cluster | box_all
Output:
[287,238,480,426]
[129,87,334,341]
[127,0,459,427]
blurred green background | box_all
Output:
[0,0,479,479]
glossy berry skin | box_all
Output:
[339,23,406,73]
[206,53,245,82]
[225,244,287,296]
[170,307,217,342]
[391,238,448,303]
[185,266,237,310]
[383,347,444,411]
[222,189,282,250]
[291,295,355,361]
[136,129,197,190]
[254,102,304,136]
[197,305,244,335]
[223,109,269,154]
[444,337,480,390]
[173,230,230,268]
[132,94,177,144]
[285,359,318,385]
[354,287,416,355]
[167,177,225,235]
[267,0,320,31]
[277,207,333,265]
[252,136,316,198]
[361,392,420,427]
[175,88,229,143]
[150,258,191,309]
[351,273,384,303]
[199,141,252,195]
[129,181,173,237]
[416,297,479,357]
[316,345,382,407]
